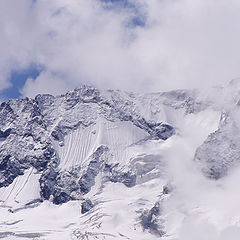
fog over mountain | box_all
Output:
[1,82,240,239]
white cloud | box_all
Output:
[1,0,240,96]
[159,108,240,239]
[20,71,73,98]
[179,217,219,240]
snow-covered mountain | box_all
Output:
[1,83,240,239]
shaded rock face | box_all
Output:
[0,99,57,188]
[140,201,165,237]
[132,119,175,140]
[81,199,94,214]
[162,183,174,195]
[195,111,240,179]
[104,163,137,188]
[79,146,109,194]
[0,128,11,139]
[0,85,193,205]
[40,146,109,204]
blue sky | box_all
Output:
[0,66,41,100]
[1,0,240,100]
[1,0,145,100]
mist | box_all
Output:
[0,0,240,97]
[158,90,240,239]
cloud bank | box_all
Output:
[161,107,240,240]
[1,0,240,97]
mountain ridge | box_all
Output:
[0,84,239,239]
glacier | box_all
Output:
[0,84,240,239]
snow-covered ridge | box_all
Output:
[1,84,240,239]
[0,86,181,204]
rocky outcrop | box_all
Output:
[195,111,240,179]
[0,85,186,205]
[140,201,165,237]
[0,98,57,188]
[40,146,109,204]
[81,199,94,214]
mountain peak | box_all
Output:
[0,86,237,239]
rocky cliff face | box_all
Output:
[194,110,240,179]
[0,86,180,206]
[1,84,240,240]
[194,81,240,179]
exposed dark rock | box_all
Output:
[40,166,79,204]
[104,163,137,187]
[162,183,174,195]
[64,86,101,105]
[51,128,64,142]
[154,123,175,140]
[0,86,186,205]
[81,199,94,214]
[0,128,12,139]
[194,112,240,179]
[35,94,55,109]
[100,96,175,140]
[133,118,175,140]
[140,201,165,237]
[0,155,28,187]
[39,167,58,200]
[0,155,10,171]
[39,146,108,204]
[79,146,109,194]
[0,102,16,127]
[31,146,58,171]
[109,171,137,187]
[52,191,72,205]
[25,198,43,206]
